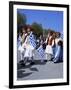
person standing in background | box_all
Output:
[52,32,56,58]
[53,32,63,63]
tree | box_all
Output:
[31,22,43,37]
[17,12,27,34]
[17,12,27,26]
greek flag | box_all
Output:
[37,45,45,58]
[29,32,36,48]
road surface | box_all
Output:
[17,50,63,80]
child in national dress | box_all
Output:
[45,31,54,61]
[22,25,36,65]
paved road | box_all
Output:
[17,50,63,80]
[17,60,63,80]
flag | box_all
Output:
[29,32,36,48]
[37,45,45,58]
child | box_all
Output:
[45,31,53,61]
[17,26,27,66]
[53,32,63,63]
[53,40,63,63]
[23,25,36,65]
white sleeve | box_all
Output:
[45,39,47,43]
[52,40,54,46]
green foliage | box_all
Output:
[31,22,43,37]
[17,12,27,35]
[17,12,26,26]
[43,28,55,37]
[47,29,55,33]
[44,29,48,35]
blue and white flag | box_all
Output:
[29,32,36,48]
[37,45,45,58]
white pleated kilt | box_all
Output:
[24,44,35,58]
[45,45,53,55]
[18,45,25,53]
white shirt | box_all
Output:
[55,38,63,45]
[45,36,52,43]
[45,45,53,55]
[52,37,63,46]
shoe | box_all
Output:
[21,63,26,67]
[19,60,26,67]
[30,62,35,65]
[44,60,47,62]
[53,60,58,63]
[19,60,24,64]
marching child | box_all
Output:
[45,31,53,61]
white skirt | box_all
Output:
[24,44,34,58]
[18,45,25,53]
[17,45,25,62]
[45,45,53,55]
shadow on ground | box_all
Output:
[17,60,47,70]
[17,61,41,78]
[17,69,33,78]
[29,67,38,72]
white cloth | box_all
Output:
[24,44,34,58]
[52,37,62,46]
[45,36,52,44]
[55,38,62,45]
[18,45,25,60]
[18,45,24,53]
[45,45,53,55]
[23,35,35,58]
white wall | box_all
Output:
[0,0,70,90]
